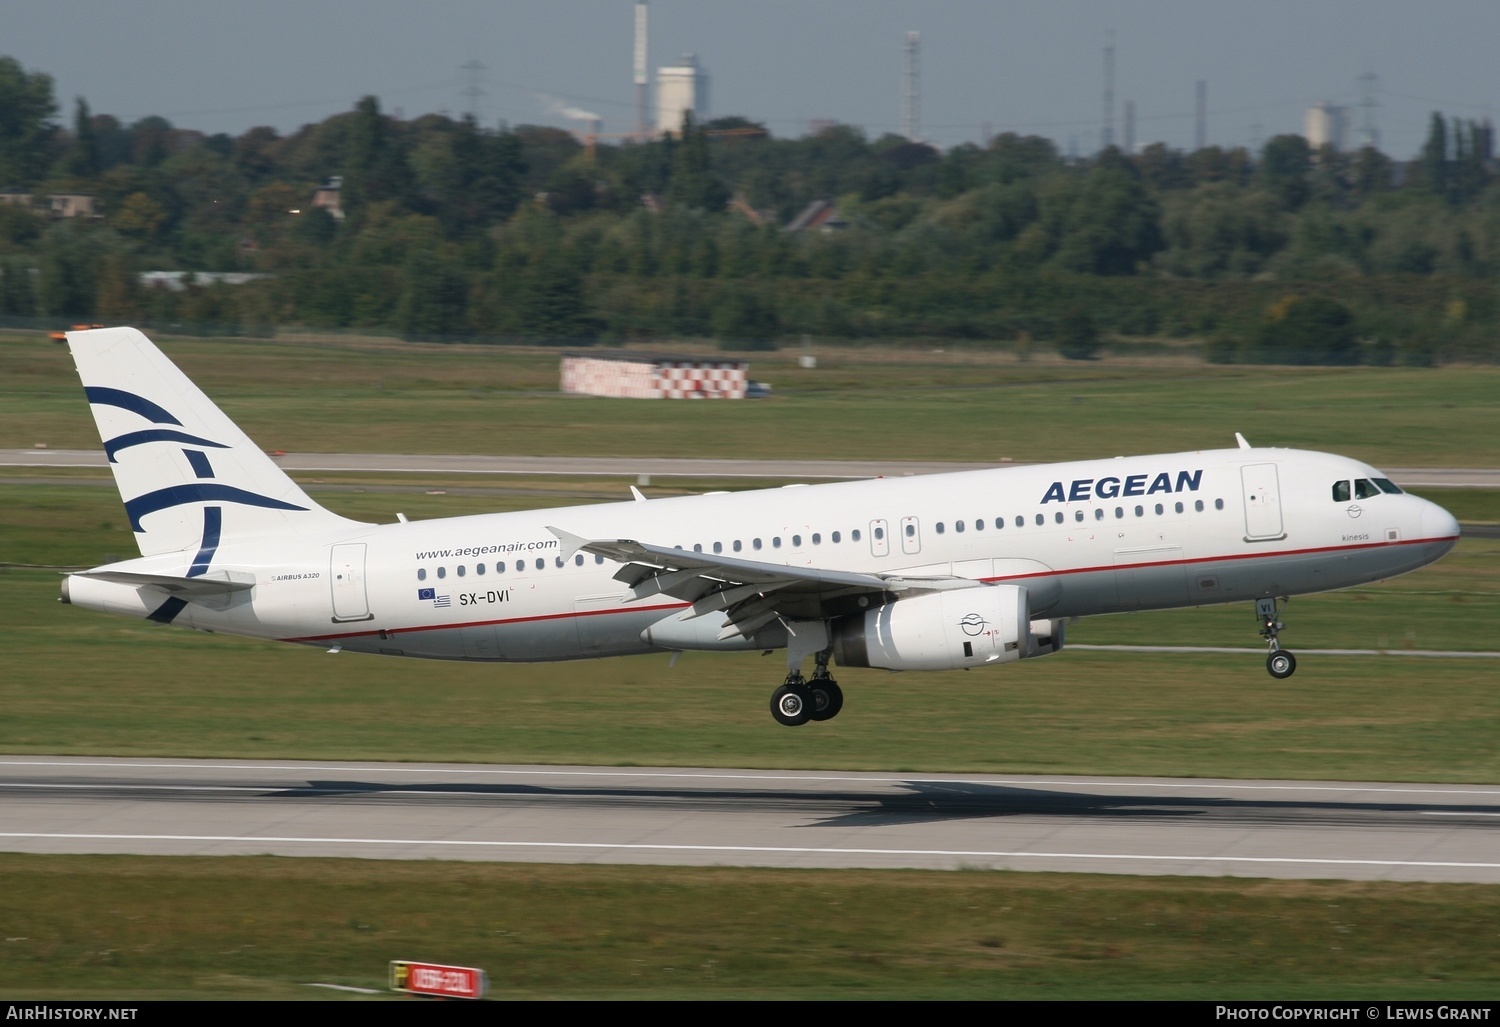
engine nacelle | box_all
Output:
[832,585,1029,671]
[1025,617,1067,659]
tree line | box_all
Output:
[1,55,1497,364]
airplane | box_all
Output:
[59,327,1461,727]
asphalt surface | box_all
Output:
[6,449,1500,487]
[2,757,1498,883]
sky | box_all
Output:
[8,1,1500,158]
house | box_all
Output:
[312,176,344,219]
[0,191,103,219]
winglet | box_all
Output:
[1235,432,1252,450]
[629,486,648,502]
[546,525,589,560]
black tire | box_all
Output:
[1266,650,1297,679]
[809,679,844,721]
[770,683,812,726]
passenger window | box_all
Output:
[832,531,841,543]
[753,538,763,550]
[555,557,564,568]
[791,535,801,546]
[1075,510,1084,522]
[1154,503,1164,515]
[1175,502,1184,514]
[535,558,544,570]
[1054,512,1064,524]
[1195,500,1204,512]
[713,541,722,554]
[595,555,605,564]
[1333,481,1351,502]
[812,533,821,544]
[457,565,466,577]
[1095,508,1104,521]
[733,540,742,552]
[1135,505,1144,517]
[575,554,584,566]
[1035,513,1044,526]
[905,524,916,537]
[693,543,703,552]
[417,568,427,581]
[437,567,446,579]
[935,523,945,535]
[494,562,503,574]
[955,521,964,534]
[973,520,983,531]
[1115,507,1124,519]
[476,563,485,575]
[1215,499,1224,510]
[773,537,782,548]
[1015,516,1024,528]
[852,529,862,542]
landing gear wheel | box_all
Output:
[1266,650,1297,679]
[771,683,813,726]
[808,679,844,722]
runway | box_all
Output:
[5,449,1500,487]
[3,757,1499,883]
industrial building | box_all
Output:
[561,351,748,399]
[657,53,709,136]
[1305,101,1350,151]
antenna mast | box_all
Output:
[1194,79,1207,150]
[460,60,486,121]
[1101,30,1115,151]
[902,31,920,141]
[1357,71,1381,151]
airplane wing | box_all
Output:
[547,526,979,639]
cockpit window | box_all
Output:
[1354,478,1381,500]
[1373,478,1403,495]
[1332,481,1351,502]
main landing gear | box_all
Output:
[770,647,843,726]
[1257,597,1297,679]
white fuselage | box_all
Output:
[65,446,1460,665]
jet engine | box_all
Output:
[831,585,1030,671]
[1025,617,1067,659]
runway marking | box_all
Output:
[1072,645,1500,659]
[1422,811,1500,817]
[3,759,1499,798]
[2,831,1498,871]
[1,783,269,793]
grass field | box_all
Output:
[5,331,1500,466]
[2,330,1497,1000]
[4,855,1499,1000]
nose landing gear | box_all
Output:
[1257,597,1297,679]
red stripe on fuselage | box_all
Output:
[280,534,1458,644]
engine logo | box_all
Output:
[958,612,987,636]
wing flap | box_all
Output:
[545,526,992,643]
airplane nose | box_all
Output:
[1421,501,1460,542]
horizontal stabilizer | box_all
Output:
[73,569,255,598]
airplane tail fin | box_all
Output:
[66,326,364,558]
